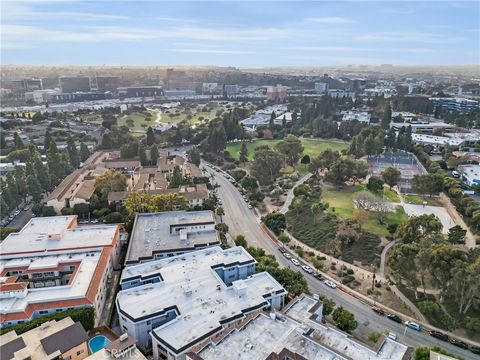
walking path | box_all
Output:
[279,172,313,214]
[379,238,399,278]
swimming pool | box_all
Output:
[88,335,111,353]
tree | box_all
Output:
[44,130,53,152]
[261,212,286,235]
[100,133,113,149]
[309,150,340,173]
[241,176,258,191]
[169,166,185,188]
[325,158,368,185]
[332,307,358,332]
[366,177,384,192]
[381,167,401,189]
[150,144,159,166]
[34,157,50,191]
[234,234,248,247]
[124,192,188,218]
[300,154,310,170]
[251,146,283,185]
[14,166,27,198]
[138,143,147,166]
[388,243,421,298]
[275,135,304,167]
[412,174,444,195]
[47,141,69,185]
[322,298,336,316]
[395,214,442,244]
[146,126,155,146]
[80,142,90,162]
[66,136,80,168]
[216,206,225,223]
[105,212,124,224]
[0,132,7,150]
[13,133,24,150]
[206,122,227,154]
[381,103,392,129]
[465,317,480,337]
[26,175,42,203]
[73,203,90,218]
[95,169,128,194]
[269,111,275,131]
[447,225,466,244]
[239,142,248,163]
[187,148,201,166]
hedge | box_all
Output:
[0,307,95,335]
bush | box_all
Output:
[61,207,74,215]
[342,275,355,284]
[41,206,56,217]
[105,212,124,223]
[278,234,290,244]
[368,332,381,343]
[262,212,286,235]
[295,247,304,258]
[0,307,94,335]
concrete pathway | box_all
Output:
[279,172,313,214]
[379,238,399,278]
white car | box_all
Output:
[405,321,421,331]
[302,265,313,274]
[248,204,252,209]
[283,253,292,259]
[324,280,337,289]
[387,332,397,341]
[291,259,300,266]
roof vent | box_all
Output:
[119,333,129,342]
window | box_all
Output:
[76,350,84,356]
[56,308,63,312]
[44,272,54,277]
[32,273,43,278]
[39,310,48,315]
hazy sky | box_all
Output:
[1,1,479,66]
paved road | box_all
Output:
[204,163,480,359]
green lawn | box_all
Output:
[403,194,442,206]
[160,105,221,126]
[322,184,407,237]
[226,138,349,161]
[118,110,157,130]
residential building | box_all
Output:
[59,75,91,93]
[118,86,164,98]
[391,121,454,134]
[224,84,238,97]
[327,89,355,98]
[202,83,218,94]
[430,97,479,113]
[52,92,112,103]
[116,246,287,359]
[95,75,120,92]
[314,82,328,94]
[411,134,464,147]
[104,159,141,174]
[459,164,480,187]
[0,215,121,327]
[86,333,147,360]
[341,110,371,123]
[125,210,219,265]
[108,183,209,208]
[189,294,410,360]
[266,85,287,102]
[24,89,58,104]
[429,351,459,360]
[0,317,89,360]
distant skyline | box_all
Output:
[1,1,479,67]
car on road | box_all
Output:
[428,330,449,341]
[313,273,323,280]
[387,314,402,323]
[291,259,300,266]
[387,332,397,341]
[452,170,460,178]
[283,253,291,259]
[449,339,468,349]
[371,307,385,315]
[302,265,313,273]
[324,280,337,289]
[405,321,421,331]
[248,204,252,209]
[14,210,20,216]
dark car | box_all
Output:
[314,273,323,280]
[371,307,385,316]
[387,314,402,323]
[470,346,480,355]
[428,330,448,341]
[449,339,468,349]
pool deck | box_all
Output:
[87,326,119,342]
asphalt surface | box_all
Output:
[204,162,480,359]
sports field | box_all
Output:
[226,138,349,161]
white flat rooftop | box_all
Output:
[117,246,285,353]
[199,296,409,360]
[0,251,101,315]
[125,211,218,263]
[0,219,118,257]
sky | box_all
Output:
[1,0,479,67]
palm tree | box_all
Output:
[216,206,225,223]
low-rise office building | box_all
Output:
[341,110,371,123]
[116,246,287,359]
[190,294,410,360]
[459,164,480,187]
[328,89,355,98]
[391,121,454,134]
[125,210,219,265]
[430,97,479,113]
[0,216,121,327]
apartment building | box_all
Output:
[124,210,219,265]
[116,246,287,359]
[0,216,121,328]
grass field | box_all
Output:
[322,184,407,237]
[404,194,442,206]
[118,110,157,130]
[160,105,221,126]
[226,138,349,161]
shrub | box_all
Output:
[342,275,355,284]
[368,332,381,343]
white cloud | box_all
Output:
[170,48,252,54]
[307,17,354,24]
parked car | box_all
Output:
[313,273,323,280]
[470,346,480,355]
[283,253,292,259]
[248,204,253,209]
[452,170,460,178]
[14,210,20,216]
[371,307,385,316]
[449,339,468,349]
[387,332,397,341]
[291,259,300,266]
[324,280,337,289]
[428,330,448,341]
[405,321,421,331]
[387,314,402,323]
[302,265,313,274]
